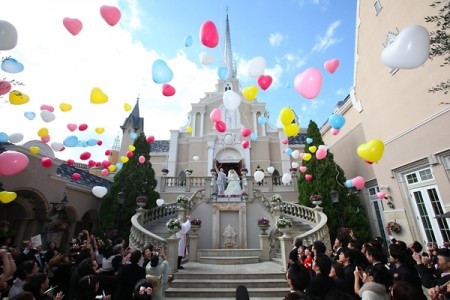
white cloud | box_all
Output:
[311,20,342,53]
[269,33,286,46]
[283,53,307,69]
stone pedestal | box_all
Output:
[167,236,180,274]
[188,234,199,262]
[259,234,270,261]
[279,235,293,272]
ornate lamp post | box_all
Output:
[116,191,126,227]
[330,188,342,226]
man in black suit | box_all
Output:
[414,247,450,297]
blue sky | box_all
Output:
[0,0,356,162]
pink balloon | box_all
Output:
[240,128,251,137]
[101,169,109,176]
[352,176,365,190]
[294,67,323,99]
[41,135,50,143]
[214,121,226,133]
[324,58,340,74]
[40,104,55,112]
[376,192,386,200]
[162,83,176,97]
[102,160,111,168]
[0,151,29,176]
[67,159,75,166]
[200,20,219,48]
[146,136,155,143]
[299,166,307,173]
[305,174,313,181]
[0,81,12,96]
[316,148,327,160]
[41,157,53,168]
[242,140,250,149]
[100,5,121,26]
[72,173,81,181]
[63,17,83,36]
[209,108,222,122]
[281,138,289,145]
[67,123,77,132]
[257,75,273,91]
[331,128,340,135]
[139,155,145,164]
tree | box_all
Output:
[426,1,450,94]
[99,133,160,241]
[297,120,370,242]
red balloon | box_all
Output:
[79,123,88,131]
[102,160,112,168]
[72,173,81,181]
[305,174,313,181]
[240,128,251,137]
[282,138,289,145]
[95,162,102,167]
[105,150,111,156]
[162,84,176,97]
[41,157,53,168]
[214,121,226,133]
[88,160,96,167]
[242,140,250,149]
[146,136,155,143]
[200,20,219,48]
[67,159,75,166]
[80,152,91,160]
[126,151,134,158]
[97,140,103,146]
[257,75,273,91]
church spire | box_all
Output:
[223,8,236,79]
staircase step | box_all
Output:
[198,256,260,264]
[165,287,289,298]
[171,278,286,288]
[174,272,285,280]
[197,249,262,257]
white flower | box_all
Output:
[176,195,188,204]
[166,218,181,230]
[276,218,292,229]
[271,194,283,203]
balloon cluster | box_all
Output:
[278,107,300,137]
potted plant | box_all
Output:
[309,193,323,206]
[386,221,401,235]
[276,218,292,229]
[176,195,189,207]
[190,218,202,233]
[161,169,169,175]
[271,194,283,206]
[257,217,270,234]
[166,218,181,234]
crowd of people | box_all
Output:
[0,230,175,300]
[283,234,450,300]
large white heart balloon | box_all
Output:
[156,199,165,207]
[247,56,266,78]
[282,173,292,185]
[92,186,107,198]
[223,90,241,111]
[266,166,275,174]
[291,150,300,159]
[381,25,430,69]
[254,170,265,182]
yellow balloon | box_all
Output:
[283,123,300,137]
[308,146,317,153]
[108,165,116,172]
[120,156,129,163]
[9,90,30,105]
[95,128,105,134]
[124,103,132,111]
[303,153,312,161]
[242,85,258,101]
[279,107,295,126]
[29,146,40,154]
[90,87,108,104]
[59,102,72,112]
[128,145,135,152]
[357,139,385,163]
[37,127,49,137]
[186,126,192,133]
[0,191,17,204]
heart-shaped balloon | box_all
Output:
[41,135,50,143]
[324,58,340,74]
[242,85,258,101]
[128,145,135,152]
[306,138,313,144]
[40,104,54,112]
[63,17,83,36]
[210,108,222,122]
[247,56,266,78]
[291,162,299,169]
[40,110,56,123]
[186,126,192,133]
[357,139,385,163]
[100,5,121,26]
[0,191,17,203]
[329,114,346,129]
[92,186,108,198]
[9,90,29,105]
[41,157,53,168]
[8,133,23,144]
[184,35,193,47]
[200,52,214,65]
[90,87,108,104]
[0,150,29,176]
[63,135,79,147]
[258,116,267,125]
[80,152,91,160]
[200,20,219,48]
[281,138,289,145]
[291,150,300,159]
[147,136,155,143]
[0,20,18,50]
[254,170,265,182]
[79,124,88,131]
[50,142,64,151]
[67,123,77,132]
[282,173,292,184]
[24,112,36,120]
[240,128,252,137]
[331,128,340,135]
[242,140,250,149]
[305,174,313,181]
[376,192,386,200]
[29,146,40,155]
[303,153,312,161]
[214,121,227,133]
[267,166,274,174]
[316,148,328,160]
[0,81,12,95]
[108,165,116,172]
[72,173,81,181]
[352,176,365,190]
[299,166,307,173]
[101,169,109,176]
[217,66,228,81]
[59,103,72,112]
[152,59,173,84]
[283,123,300,137]
[156,199,165,207]
[294,67,323,99]
[162,84,176,97]
[223,90,241,111]
[95,128,105,134]
[308,146,317,153]
[381,25,430,69]
[120,156,129,163]
[279,107,295,126]
[257,75,273,91]
[37,127,49,137]
[1,58,24,73]
[102,160,112,168]
[124,103,132,111]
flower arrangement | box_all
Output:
[166,218,181,231]
[258,217,270,226]
[309,194,323,203]
[161,169,169,174]
[386,221,401,235]
[176,195,189,205]
[191,218,202,226]
[271,194,283,204]
[276,218,292,229]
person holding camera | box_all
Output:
[145,248,169,300]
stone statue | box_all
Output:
[222,224,237,249]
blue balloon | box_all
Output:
[24,111,36,120]
[87,139,97,146]
[130,132,138,140]
[258,116,267,125]
[250,133,258,140]
[1,58,24,73]
[184,35,193,47]
[116,162,123,171]
[63,135,79,147]
[306,138,313,144]
[217,66,228,81]
[345,179,354,188]
[285,147,292,156]
[81,140,88,147]
[0,132,8,142]
[329,114,346,129]
[152,59,173,84]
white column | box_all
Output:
[200,112,205,137]
[261,112,266,137]
[244,147,251,171]
[252,112,258,136]
[207,140,215,176]
[191,112,197,137]
[167,130,179,175]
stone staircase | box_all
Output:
[197,249,261,264]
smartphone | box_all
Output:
[422,252,429,257]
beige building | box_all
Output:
[322,0,450,245]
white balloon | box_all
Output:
[291,162,299,169]
[247,56,266,78]
[0,20,18,50]
[200,52,214,65]
[51,142,65,151]
[254,170,265,182]
[8,133,24,144]
[40,110,56,123]
[156,199,165,207]
[193,155,199,161]
[381,25,430,69]
[291,150,300,159]
[92,186,107,198]
[266,166,275,174]
[282,173,292,185]
[318,145,328,150]
[223,90,241,111]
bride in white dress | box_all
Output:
[224,169,241,195]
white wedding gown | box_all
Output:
[224,173,241,195]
